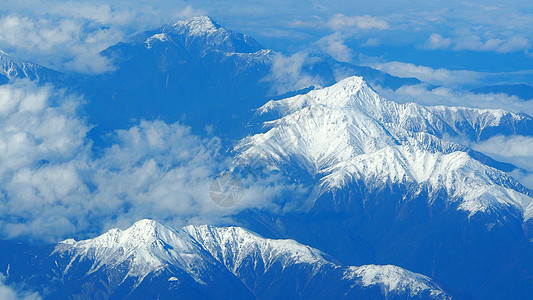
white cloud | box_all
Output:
[316,33,353,62]
[0,15,120,73]
[0,274,40,300]
[465,135,533,189]
[375,83,533,116]
[328,14,390,31]
[0,80,89,172]
[473,135,533,159]
[362,38,380,47]
[263,52,326,94]
[453,35,531,53]
[368,61,483,86]
[419,31,530,54]
[423,33,451,50]
[0,1,200,73]
[0,80,299,241]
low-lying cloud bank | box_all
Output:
[0,80,299,242]
[375,83,533,116]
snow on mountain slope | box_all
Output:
[253,76,532,143]
[53,220,450,299]
[0,50,65,86]
[144,16,263,55]
[185,225,450,299]
[54,219,215,283]
[344,265,448,299]
[236,76,533,220]
[184,225,329,273]
[0,50,49,81]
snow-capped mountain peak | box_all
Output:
[344,265,448,299]
[173,16,222,36]
[51,220,450,299]
[142,16,263,55]
[54,219,212,282]
[237,76,533,221]
[0,49,60,82]
[184,225,330,273]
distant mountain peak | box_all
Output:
[0,48,61,82]
[173,16,222,36]
[55,219,211,282]
[140,16,263,54]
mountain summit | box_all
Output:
[233,77,533,299]
[237,76,533,221]
[143,16,263,55]
[0,219,450,299]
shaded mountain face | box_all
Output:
[235,76,533,299]
[0,219,450,300]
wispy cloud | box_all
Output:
[316,33,354,62]
[364,60,533,88]
[375,83,533,116]
[368,61,483,86]
[464,135,533,188]
[263,52,327,94]
[423,33,451,50]
[422,32,531,53]
[327,14,390,31]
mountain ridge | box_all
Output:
[236,76,533,222]
[0,219,451,299]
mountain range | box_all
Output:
[234,76,533,299]
[0,16,420,143]
[0,16,532,299]
[0,219,452,299]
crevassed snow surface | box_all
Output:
[55,219,450,298]
[236,76,533,220]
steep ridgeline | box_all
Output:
[0,220,450,300]
[0,50,63,84]
[82,16,419,140]
[235,76,533,299]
